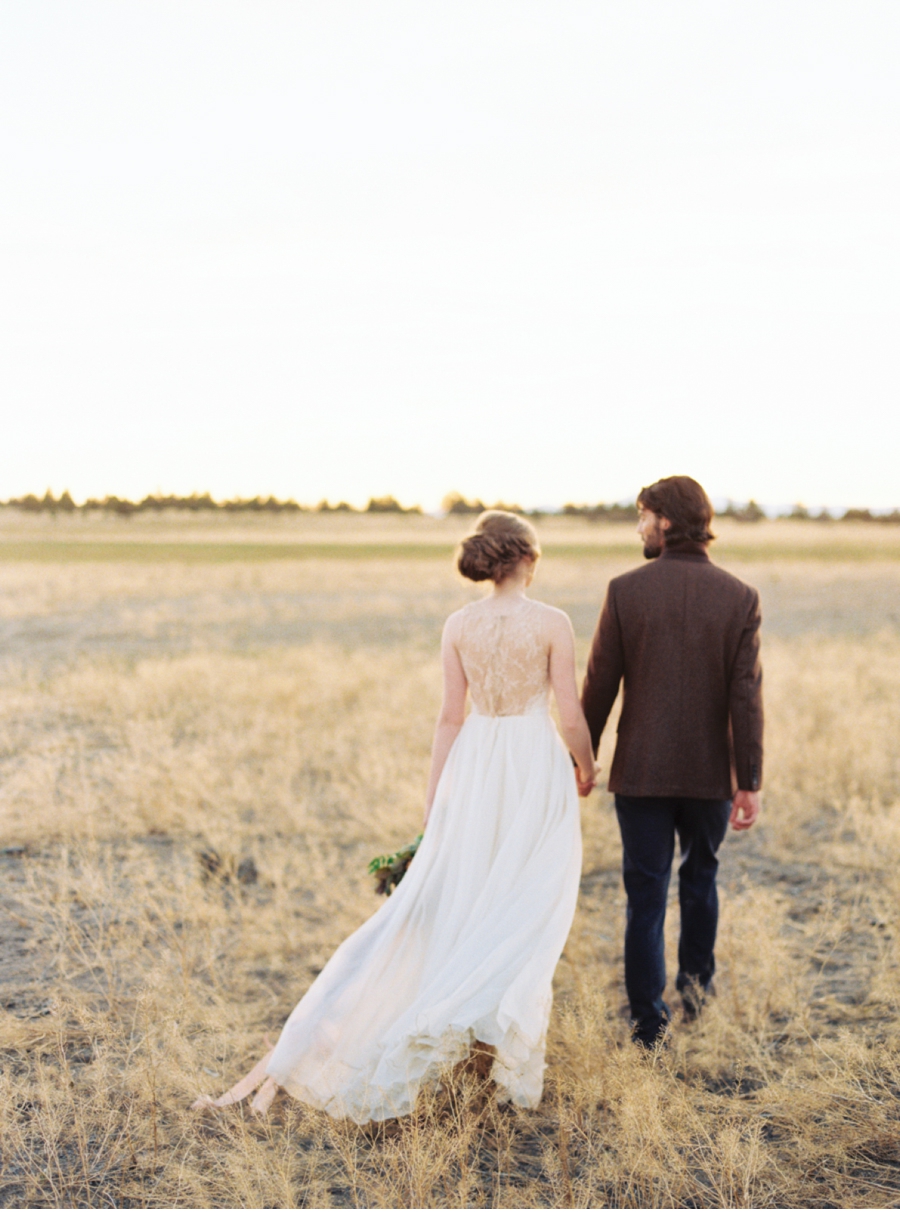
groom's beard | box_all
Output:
[642,523,665,559]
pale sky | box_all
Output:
[1,1,898,511]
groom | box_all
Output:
[580,475,763,1047]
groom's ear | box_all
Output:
[659,516,672,531]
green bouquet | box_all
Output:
[367,834,423,896]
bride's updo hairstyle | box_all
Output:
[457,511,541,583]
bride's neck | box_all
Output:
[490,574,530,601]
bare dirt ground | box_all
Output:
[2,517,900,1207]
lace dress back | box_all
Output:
[261,593,581,1124]
[456,599,550,717]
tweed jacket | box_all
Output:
[581,543,763,799]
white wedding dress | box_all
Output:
[265,597,583,1123]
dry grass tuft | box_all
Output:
[3,526,900,1206]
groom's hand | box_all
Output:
[730,790,760,831]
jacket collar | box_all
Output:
[658,538,710,562]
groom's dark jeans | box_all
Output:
[615,795,731,1045]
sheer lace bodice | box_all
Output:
[456,598,550,717]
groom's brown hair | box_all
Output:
[637,476,715,545]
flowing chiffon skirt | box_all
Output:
[266,703,582,1123]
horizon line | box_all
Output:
[2,489,900,521]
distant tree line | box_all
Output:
[2,489,899,522]
[563,499,900,524]
[718,500,768,522]
[561,502,640,522]
[1,491,422,516]
[776,503,900,524]
[719,501,900,524]
[440,492,542,517]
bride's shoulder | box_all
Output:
[527,599,574,635]
[448,601,480,621]
[528,598,569,622]
[443,601,478,636]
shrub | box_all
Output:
[366,496,422,515]
[562,502,639,522]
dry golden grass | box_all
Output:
[2,509,900,561]
[2,518,900,1207]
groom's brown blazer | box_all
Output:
[581,540,763,799]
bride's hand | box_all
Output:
[575,764,597,796]
[576,761,602,796]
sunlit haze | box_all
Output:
[2,1,898,511]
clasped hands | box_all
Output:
[576,761,602,797]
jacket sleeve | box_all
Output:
[581,583,625,756]
[729,589,764,791]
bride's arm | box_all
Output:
[548,610,597,794]
[423,616,468,827]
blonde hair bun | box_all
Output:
[457,511,541,583]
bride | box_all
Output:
[194,511,598,1123]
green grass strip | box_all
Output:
[0,540,899,563]
[0,542,456,562]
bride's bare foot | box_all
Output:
[250,1076,278,1116]
[191,1048,276,1111]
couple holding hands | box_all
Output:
[196,475,763,1123]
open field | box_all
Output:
[3,510,900,562]
[2,515,900,1207]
